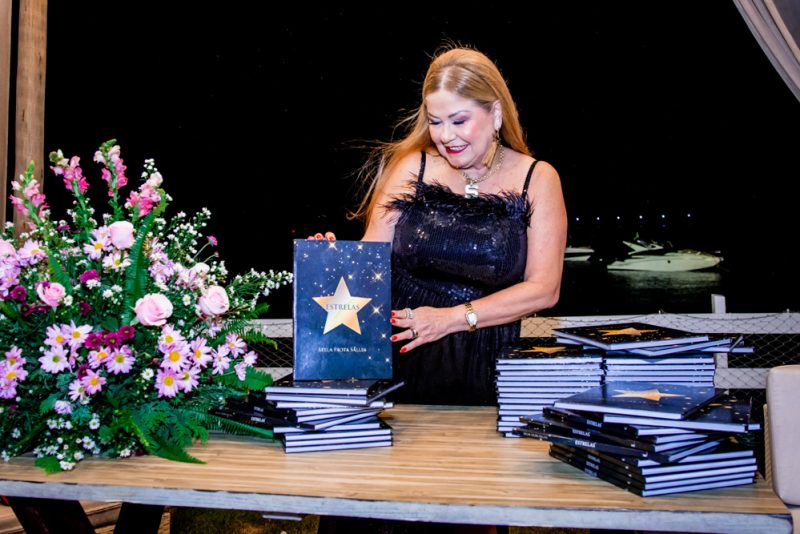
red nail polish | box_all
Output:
[391,311,396,317]
[400,347,407,353]
[391,335,397,341]
[327,235,335,240]
[391,319,396,325]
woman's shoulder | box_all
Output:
[386,149,438,186]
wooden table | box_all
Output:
[0,405,791,533]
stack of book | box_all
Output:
[512,381,761,496]
[551,322,753,387]
[217,377,403,453]
[603,352,716,387]
[495,338,603,436]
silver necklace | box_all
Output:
[459,146,505,199]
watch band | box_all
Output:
[464,301,478,333]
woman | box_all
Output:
[352,45,567,406]
[315,44,567,534]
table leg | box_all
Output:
[6,496,95,533]
[113,502,165,534]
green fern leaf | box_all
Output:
[35,456,62,474]
[121,211,158,324]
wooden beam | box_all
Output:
[0,0,12,227]
[13,0,46,236]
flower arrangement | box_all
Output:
[0,139,292,472]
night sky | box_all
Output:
[31,2,800,316]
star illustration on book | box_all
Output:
[313,277,372,334]
[519,346,568,354]
[599,327,658,337]
[613,389,685,402]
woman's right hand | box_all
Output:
[307,232,336,241]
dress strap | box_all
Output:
[417,151,427,182]
[522,160,540,197]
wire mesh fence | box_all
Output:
[251,312,800,389]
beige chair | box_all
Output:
[766,364,800,531]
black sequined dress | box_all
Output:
[387,152,537,406]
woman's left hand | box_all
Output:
[390,306,451,353]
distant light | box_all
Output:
[687,213,692,218]
[661,214,666,219]
[639,215,643,220]
[596,216,601,221]
[575,217,580,222]
[616,216,621,220]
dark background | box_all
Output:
[30,2,800,317]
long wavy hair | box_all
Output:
[351,45,532,225]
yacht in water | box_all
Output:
[566,239,723,272]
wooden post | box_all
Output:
[0,0,12,227]
[13,0,47,236]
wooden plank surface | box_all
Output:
[0,405,791,533]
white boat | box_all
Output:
[606,240,722,272]
[564,246,595,262]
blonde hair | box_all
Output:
[351,45,531,224]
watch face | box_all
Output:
[466,312,478,326]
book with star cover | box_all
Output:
[551,322,709,351]
[552,381,726,421]
[293,240,392,380]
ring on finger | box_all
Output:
[404,307,415,319]
[410,328,418,340]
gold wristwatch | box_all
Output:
[464,302,478,333]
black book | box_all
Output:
[282,420,392,443]
[274,419,385,434]
[550,447,756,493]
[521,413,715,451]
[513,426,669,461]
[264,381,405,406]
[551,443,757,477]
[625,338,732,356]
[601,395,760,432]
[498,343,603,364]
[603,354,715,365]
[520,414,725,451]
[210,406,315,430]
[573,438,755,469]
[551,322,709,351]
[553,381,726,421]
[292,239,392,380]
[273,400,394,410]
[282,439,393,454]
[599,471,754,497]
[265,376,403,397]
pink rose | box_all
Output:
[198,285,229,316]
[0,239,16,262]
[37,282,66,308]
[134,293,173,326]
[108,221,135,249]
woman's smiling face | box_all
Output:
[425,89,498,172]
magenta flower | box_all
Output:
[9,285,27,301]
[79,269,100,284]
[103,331,121,349]
[118,325,135,340]
[207,236,218,246]
[84,332,103,350]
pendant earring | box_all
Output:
[481,130,501,168]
